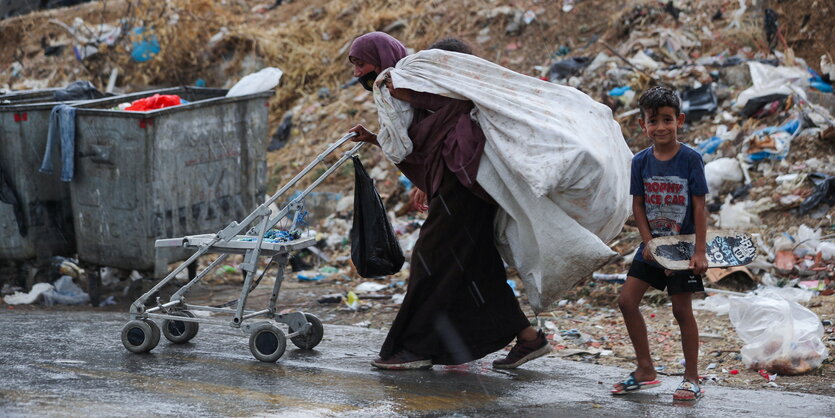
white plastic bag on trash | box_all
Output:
[755,285,813,304]
[733,62,809,111]
[226,67,283,97]
[2,276,89,305]
[42,275,90,306]
[704,157,743,195]
[692,294,731,315]
[3,282,53,305]
[729,292,827,375]
[717,195,760,230]
[373,50,632,311]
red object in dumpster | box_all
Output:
[125,94,182,111]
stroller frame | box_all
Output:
[120,133,362,362]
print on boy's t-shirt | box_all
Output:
[643,175,688,236]
[630,145,709,266]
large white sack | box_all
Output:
[380,49,633,241]
[372,50,632,311]
[479,140,619,310]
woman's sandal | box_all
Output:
[673,379,704,401]
[611,372,662,395]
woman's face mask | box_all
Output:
[351,57,379,91]
[358,71,379,91]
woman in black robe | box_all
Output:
[347,32,549,370]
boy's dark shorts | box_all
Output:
[628,260,705,295]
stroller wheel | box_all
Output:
[249,323,287,362]
[289,313,324,350]
[145,319,161,349]
[122,320,159,353]
[162,311,199,344]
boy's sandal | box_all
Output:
[673,379,704,401]
[611,372,662,395]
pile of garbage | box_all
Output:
[2,257,91,306]
[1,0,833,387]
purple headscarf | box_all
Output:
[348,32,408,69]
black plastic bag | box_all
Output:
[53,81,105,101]
[799,173,835,215]
[680,84,718,121]
[350,156,405,277]
[548,57,590,82]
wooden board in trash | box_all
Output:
[647,231,757,270]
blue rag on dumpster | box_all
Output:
[39,104,76,182]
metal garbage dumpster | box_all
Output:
[0,88,176,263]
[69,87,270,277]
[0,88,80,262]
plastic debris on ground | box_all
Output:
[296,271,325,282]
[2,276,89,306]
[354,281,387,294]
[729,290,828,375]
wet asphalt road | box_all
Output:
[0,311,832,417]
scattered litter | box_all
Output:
[758,369,777,382]
[317,294,343,304]
[297,272,325,282]
[562,0,576,13]
[3,276,89,306]
[354,281,387,293]
[344,291,359,310]
[591,273,626,283]
[554,348,600,357]
[216,265,237,276]
[3,283,54,305]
